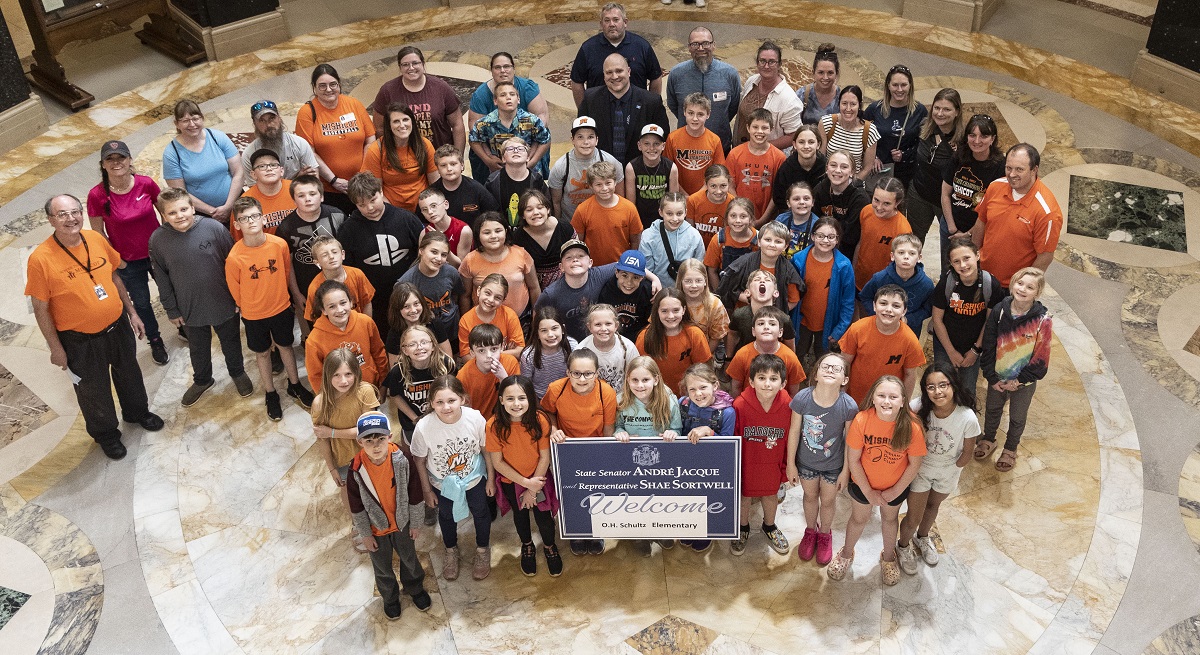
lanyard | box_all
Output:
[53,234,97,284]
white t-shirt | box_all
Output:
[410,406,487,489]
[548,148,623,220]
[579,334,638,401]
[910,399,980,468]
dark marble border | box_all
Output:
[1055,0,1155,27]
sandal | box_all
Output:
[826,548,853,581]
[995,449,1018,472]
[880,553,901,586]
[974,439,997,460]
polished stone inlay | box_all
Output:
[0,363,54,450]
[0,584,30,630]
[1067,175,1187,251]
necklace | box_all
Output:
[109,176,135,194]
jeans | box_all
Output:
[368,529,426,609]
[185,313,246,384]
[117,257,160,341]
[58,315,150,444]
[499,481,557,546]
[932,337,981,396]
[905,182,939,245]
[436,481,492,549]
[982,381,1038,451]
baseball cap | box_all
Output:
[559,238,590,260]
[571,116,598,134]
[639,124,666,140]
[250,100,279,121]
[356,411,391,438]
[615,250,646,276]
[100,140,131,159]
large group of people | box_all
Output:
[25,2,1065,621]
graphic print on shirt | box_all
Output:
[675,148,715,172]
[948,290,987,317]
[802,412,835,458]
[287,224,337,266]
[409,103,435,143]
[365,234,409,267]
[951,168,986,211]
[320,116,361,137]
[428,434,480,480]
[862,431,904,465]
[637,173,668,201]
[425,290,453,321]
[248,259,279,279]
[924,423,956,457]
[744,425,785,449]
[736,161,773,190]
[340,340,366,366]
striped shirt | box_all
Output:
[820,114,881,174]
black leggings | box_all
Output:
[499,481,557,546]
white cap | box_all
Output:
[640,124,666,139]
[572,116,598,133]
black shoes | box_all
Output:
[520,542,537,576]
[383,602,401,621]
[544,544,563,576]
[412,590,432,612]
[286,382,314,409]
[149,337,169,365]
[265,391,282,421]
[99,439,127,460]
[138,413,164,431]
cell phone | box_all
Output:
[535,489,547,504]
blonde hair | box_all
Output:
[1010,266,1045,294]
[682,362,719,390]
[890,233,922,253]
[674,259,710,295]
[619,356,676,432]
[395,325,452,384]
[313,348,377,428]
[862,375,919,451]
[758,221,790,242]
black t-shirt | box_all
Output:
[511,219,577,289]
[274,204,345,296]
[383,353,457,434]
[339,204,425,298]
[485,170,549,229]
[812,179,869,258]
[772,152,827,217]
[932,270,1002,353]
[912,131,955,203]
[943,157,1005,233]
[629,157,673,229]
[597,275,652,342]
[433,177,499,230]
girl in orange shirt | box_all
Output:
[853,177,911,289]
[827,375,926,586]
[362,104,438,211]
[686,164,735,248]
[306,280,387,390]
[635,287,713,395]
[486,375,562,577]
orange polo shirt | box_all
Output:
[976,178,1062,287]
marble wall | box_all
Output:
[1145,0,1200,74]
[0,9,31,113]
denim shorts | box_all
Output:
[797,463,842,486]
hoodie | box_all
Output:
[306,310,388,390]
[680,389,736,436]
[791,245,856,346]
[717,251,805,314]
[858,262,935,333]
[981,297,1052,385]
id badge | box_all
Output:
[712,91,728,103]
[339,112,355,123]
[94,284,109,301]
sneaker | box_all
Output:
[182,380,214,407]
[634,540,653,557]
[270,348,284,375]
[689,540,712,553]
[915,535,940,566]
[544,544,563,576]
[881,553,901,586]
[99,438,127,460]
[150,337,169,365]
[730,527,750,556]
[265,391,283,421]
[411,590,432,611]
[587,540,605,556]
[287,382,314,409]
[443,546,460,581]
[896,541,918,575]
[473,547,491,580]
[138,413,165,431]
[656,539,675,550]
[815,531,834,566]
[383,602,401,621]
[695,0,706,7]
[827,548,853,581]
[570,540,588,556]
[764,526,790,555]
[798,528,818,561]
[520,542,537,576]
[232,373,253,397]
[424,505,438,526]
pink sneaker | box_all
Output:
[815,531,834,566]
[798,528,818,561]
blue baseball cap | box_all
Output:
[356,411,391,438]
[615,250,646,276]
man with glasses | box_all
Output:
[26,195,164,460]
[578,53,670,165]
[666,26,742,153]
[241,100,319,181]
[371,46,466,154]
[569,3,663,108]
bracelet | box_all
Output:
[970,345,982,354]
[329,176,339,185]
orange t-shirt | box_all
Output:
[761,261,801,306]
[458,305,525,357]
[25,231,124,334]
[635,325,713,394]
[540,378,617,438]
[853,206,911,289]
[294,94,376,193]
[235,180,294,239]
[837,317,926,405]
[726,342,807,390]
[665,127,726,195]
[306,266,376,316]
[305,311,388,389]
[799,251,833,332]
[456,353,520,420]
[225,234,292,320]
[362,442,401,536]
[846,408,927,490]
[571,196,644,266]
[976,179,1063,287]
[687,189,735,248]
[458,246,536,314]
[362,136,436,212]
[703,226,757,269]
[485,413,552,482]
[725,143,786,218]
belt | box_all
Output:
[60,317,123,339]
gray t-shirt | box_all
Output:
[533,262,618,342]
[148,217,237,326]
[789,387,859,472]
[548,148,623,222]
[579,334,638,401]
[399,264,464,344]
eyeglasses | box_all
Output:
[688,41,714,49]
[315,82,340,91]
[250,100,278,115]
[253,163,282,171]
[177,115,203,124]
[492,64,514,71]
[925,382,952,392]
[236,213,264,224]
[51,208,84,220]
[813,233,838,242]
[402,340,432,349]
[569,370,597,380]
[756,58,780,66]
[818,363,845,374]
[399,60,423,69]
[504,145,529,153]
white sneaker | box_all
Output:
[661,0,672,4]
[896,541,918,575]
[695,0,706,6]
[915,535,940,566]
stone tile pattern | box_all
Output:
[1066,175,1187,252]
[0,584,31,631]
[0,362,55,449]
[1145,614,1200,655]
[962,101,1018,150]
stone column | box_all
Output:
[0,7,48,152]
[169,0,288,61]
[1131,0,1200,112]
[900,0,1003,32]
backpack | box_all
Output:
[717,228,758,270]
[823,116,873,156]
[944,268,993,306]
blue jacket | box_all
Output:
[791,246,855,346]
[858,262,935,333]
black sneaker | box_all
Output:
[182,380,214,407]
[287,382,314,409]
[265,391,282,421]
[138,413,164,431]
[149,337,169,365]
[411,590,432,611]
[99,438,127,460]
[383,601,401,621]
[587,539,605,556]
[544,544,563,576]
[270,348,284,375]
[570,540,588,556]
[520,542,537,576]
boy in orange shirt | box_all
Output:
[237,149,295,239]
[725,108,787,222]
[837,283,926,404]
[726,306,806,396]
[305,235,375,318]
[665,93,726,195]
[456,324,520,420]
[306,279,388,389]
[225,197,315,420]
[853,178,911,289]
[571,161,643,266]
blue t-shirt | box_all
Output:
[469,77,541,115]
[162,129,239,210]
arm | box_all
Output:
[668,164,681,193]
[457,226,474,263]
[528,94,550,125]
[648,75,663,96]
[571,82,585,108]
[524,265,542,308]
[931,307,964,367]
[217,155,246,224]
[969,217,985,249]
[31,299,68,370]
[785,411,802,483]
[470,141,503,173]
[940,181,958,234]
[624,163,636,200]
[451,114,467,154]
[388,394,421,427]
[287,265,307,312]
[529,142,551,171]
[902,366,920,402]
[551,187,564,218]
[1032,251,1054,272]
[88,216,107,238]
[413,455,438,507]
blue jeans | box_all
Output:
[116,257,161,341]
[932,337,981,396]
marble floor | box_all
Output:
[1,1,1199,654]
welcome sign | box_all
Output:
[552,437,742,540]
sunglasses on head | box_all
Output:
[251,100,278,114]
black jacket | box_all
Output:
[578,86,670,164]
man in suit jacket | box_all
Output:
[578,53,670,165]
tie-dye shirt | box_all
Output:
[981,297,1052,384]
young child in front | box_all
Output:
[346,411,430,620]
[486,375,563,577]
[665,92,726,195]
[311,348,381,553]
[852,177,912,290]
[385,282,439,364]
[520,306,578,401]
[306,280,387,390]
[636,287,713,395]
[225,197,314,420]
[597,249,653,342]
[727,270,797,355]
[732,353,793,557]
[305,235,375,319]
[858,233,934,336]
[838,284,927,405]
[976,267,1052,473]
[399,231,469,358]
[639,192,705,285]
[543,349,617,556]
[686,164,735,248]
[791,217,855,365]
[726,306,806,396]
[677,362,737,554]
[410,376,496,582]
[677,259,730,359]
[571,161,643,266]
[458,273,524,361]
[718,221,803,313]
[385,325,456,444]
[457,323,520,421]
[417,187,473,266]
[785,352,858,566]
[704,198,758,291]
[726,108,786,223]
[895,362,979,574]
[625,123,680,229]
[237,148,295,239]
[578,304,638,401]
[775,181,819,258]
[827,375,926,586]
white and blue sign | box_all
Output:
[551,437,742,540]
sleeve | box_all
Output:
[906,421,928,456]
[725,348,748,385]
[931,276,948,311]
[778,92,804,134]
[298,136,318,169]
[980,305,1001,384]
[162,143,182,180]
[904,330,927,368]
[865,122,881,148]
[356,99,377,139]
[650,97,670,134]
[85,186,105,220]
[712,138,726,167]
[369,323,388,384]
[666,72,679,118]
[703,236,722,268]
[719,407,737,436]
[569,47,589,85]
[214,130,238,160]
[830,258,857,342]
[409,421,430,458]
[346,472,371,536]
[726,71,742,122]
[442,82,462,116]
[643,42,663,81]
[859,275,879,316]
[548,156,566,190]
[469,84,489,115]
[838,321,859,356]
[305,338,324,391]
[458,315,472,358]
[540,380,559,414]
[532,115,551,145]
[708,297,730,339]
[469,118,486,144]
[484,420,501,453]
[403,451,426,522]
[1017,314,1053,383]
[899,106,928,162]
[224,250,241,307]
[294,103,316,145]
[627,206,642,239]
[149,238,181,320]
[845,413,866,450]
[504,355,521,376]
[975,182,998,226]
[669,399,683,432]
[1033,196,1063,254]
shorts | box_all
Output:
[910,462,963,495]
[847,481,909,507]
[242,307,295,352]
[797,463,842,486]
